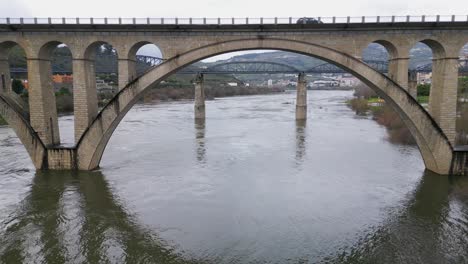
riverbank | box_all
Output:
[144,85,285,101]
[347,86,416,145]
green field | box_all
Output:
[417,96,429,104]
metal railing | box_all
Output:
[0,15,467,25]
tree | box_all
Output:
[417,83,431,97]
[11,79,24,94]
[56,87,71,96]
[459,76,468,95]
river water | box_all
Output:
[1,90,467,263]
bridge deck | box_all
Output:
[2,22,468,32]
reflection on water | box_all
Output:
[295,120,307,166]
[195,119,206,164]
[0,171,198,264]
[1,171,467,263]
[1,91,468,263]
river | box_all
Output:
[1,90,467,263]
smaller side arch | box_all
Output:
[122,41,164,88]
[0,41,30,113]
[363,39,399,59]
[412,38,447,59]
[362,39,410,91]
[127,41,164,61]
[410,38,458,143]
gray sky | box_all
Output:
[1,0,465,19]
[1,0,466,61]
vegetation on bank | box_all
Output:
[0,115,6,125]
[144,85,284,101]
[348,78,468,145]
[347,85,416,145]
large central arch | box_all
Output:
[76,37,454,174]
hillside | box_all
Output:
[7,42,467,76]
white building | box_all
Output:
[417,72,432,84]
[338,76,360,87]
[312,80,340,87]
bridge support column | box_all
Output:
[429,57,459,144]
[118,58,136,90]
[408,71,418,99]
[194,73,205,120]
[0,59,11,94]
[73,58,98,142]
[296,72,307,120]
[388,57,409,90]
[27,58,60,146]
[452,149,468,175]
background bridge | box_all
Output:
[9,55,468,75]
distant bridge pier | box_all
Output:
[194,73,205,120]
[296,72,307,120]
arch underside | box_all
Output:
[76,37,454,174]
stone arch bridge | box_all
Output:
[0,17,468,175]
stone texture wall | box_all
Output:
[0,23,466,173]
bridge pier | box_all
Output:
[452,148,468,175]
[73,58,98,142]
[429,58,459,144]
[194,73,205,120]
[408,71,418,99]
[388,57,409,90]
[27,58,60,146]
[118,58,136,90]
[296,72,307,120]
[0,58,11,94]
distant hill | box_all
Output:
[8,42,467,75]
[198,43,436,70]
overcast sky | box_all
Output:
[1,0,466,61]
[1,0,466,18]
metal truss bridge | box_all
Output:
[8,55,468,76]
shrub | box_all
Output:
[371,105,416,145]
[55,94,74,113]
[348,98,369,115]
[12,79,24,94]
[0,114,7,125]
[353,85,377,99]
[417,83,431,97]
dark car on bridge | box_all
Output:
[296,17,323,24]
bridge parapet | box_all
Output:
[1,15,468,26]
